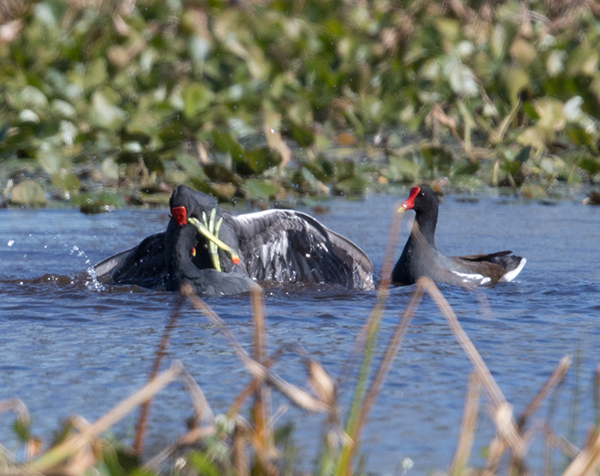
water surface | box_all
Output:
[1,193,599,473]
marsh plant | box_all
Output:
[2,0,600,208]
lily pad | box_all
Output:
[51,170,81,193]
[244,179,279,200]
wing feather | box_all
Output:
[94,232,167,288]
[233,210,373,289]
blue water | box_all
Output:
[1,192,599,474]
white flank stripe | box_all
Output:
[500,258,527,283]
[451,270,491,285]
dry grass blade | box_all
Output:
[142,425,218,472]
[133,294,185,455]
[485,435,506,474]
[249,284,275,460]
[562,426,600,476]
[337,205,403,388]
[421,278,506,409]
[232,420,251,476]
[0,399,29,422]
[180,368,215,426]
[594,364,600,425]
[345,280,424,468]
[517,355,572,431]
[226,344,297,420]
[544,423,580,459]
[30,362,183,472]
[183,287,328,412]
[421,278,527,469]
[449,372,482,475]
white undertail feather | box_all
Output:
[499,258,527,283]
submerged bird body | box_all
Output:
[95,185,374,294]
[392,186,526,286]
[165,222,254,296]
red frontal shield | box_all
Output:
[171,206,187,226]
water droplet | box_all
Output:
[7,240,14,247]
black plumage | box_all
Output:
[94,185,374,294]
[392,185,526,286]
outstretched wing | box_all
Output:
[233,210,374,290]
[94,232,167,289]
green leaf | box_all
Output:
[13,418,30,442]
[386,155,420,183]
[188,452,220,476]
[72,192,125,214]
[336,176,366,196]
[212,131,245,162]
[579,158,600,176]
[183,83,214,118]
[176,152,207,179]
[90,90,126,130]
[291,124,315,147]
[244,179,278,200]
[51,170,81,192]
[514,146,531,165]
[421,146,453,177]
[566,125,593,148]
[334,160,355,181]
[246,147,281,173]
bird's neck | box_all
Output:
[412,208,437,248]
[165,223,205,284]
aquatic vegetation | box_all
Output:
[2,0,600,207]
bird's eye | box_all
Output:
[420,192,425,196]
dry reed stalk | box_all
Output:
[422,278,506,408]
[422,278,528,472]
[518,355,572,431]
[232,420,251,476]
[594,365,600,425]
[0,398,39,461]
[0,398,30,423]
[544,423,580,459]
[335,209,404,476]
[507,356,572,474]
[562,426,600,476]
[449,372,482,475]
[227,345,286,420]
[183,287,328,412]
[343,281,424,471]
[337,205,403,388]
[133,294,185,455]
[142,424,218,472]
[180,368,216,428]
[30,362,182,472]
[485,435,506,474]
[249,285,275,462]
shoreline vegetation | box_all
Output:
[1,215,599,476]
[2,0,600,210]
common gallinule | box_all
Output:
[392,186,526,286]
[167,185,374,290]
[94,185,374,293]
[165,221,255,295]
